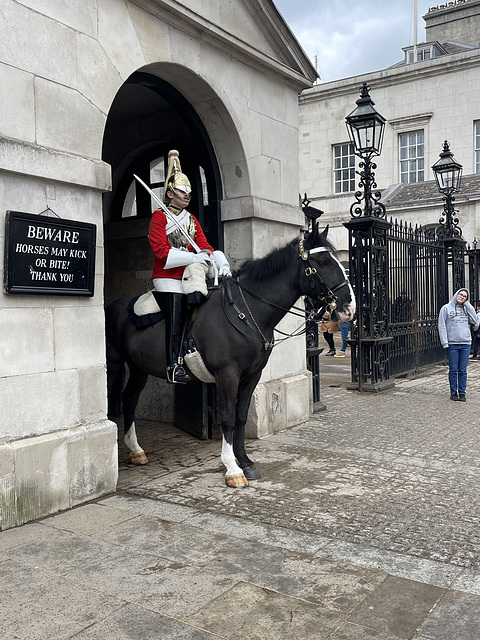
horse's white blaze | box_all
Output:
[124,422,145,455]
[221,437,243,477]
[330,252,356,320]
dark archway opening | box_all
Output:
[102,71,223,440]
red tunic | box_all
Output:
[149,208,213,288]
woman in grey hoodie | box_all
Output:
[438,288,479,401]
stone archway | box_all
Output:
[101,68,247,439]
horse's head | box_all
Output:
[300,224,356,322]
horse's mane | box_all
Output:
[234,229,335,281]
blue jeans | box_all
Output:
[340,322,350,352]
[446,344,470,396]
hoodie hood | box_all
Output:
[447,288,478,325]
[449,288,470,306]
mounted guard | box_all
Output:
[106,221,356,486]
[145,149,231,384]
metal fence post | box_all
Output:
[344,216,394,391]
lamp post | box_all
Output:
[343,82,393,392]
[345,82,386,219]
[432,140,463,238]
[432,140,465,293]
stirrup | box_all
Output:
[166,364,191,384]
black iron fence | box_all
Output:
[388,221,447,377]
[302,195,480,395]
[346,216,480,386]
[467,242,480,309]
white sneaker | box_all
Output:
[334,352,346,358]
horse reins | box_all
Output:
[221,240,351,349]
[222,277,274,350]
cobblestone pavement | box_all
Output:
[119,356,480,573]
[4,356,480,639]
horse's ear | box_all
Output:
[319,225,329,241]
[305,222,328,249]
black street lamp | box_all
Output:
[432,140,465,294]
[432,140,463,239]
[345,82,386,218]
[343,83,393,392]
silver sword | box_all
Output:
[133,173,202,253]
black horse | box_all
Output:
[106,224,355,487]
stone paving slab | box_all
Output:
[319,539,462,588]
[201,538,388,614]
[72,603,221,640]
[416,590,480,640]
[5,524,236,621]
[346,575,445,638]
[185,581,343,640]
[0,558,123,639]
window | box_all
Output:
[333,143,356,193]
[121,156,166,218]
[149,157,165,211]
[407,47,431,64]
[475,121,480,174]
[399,131,424,184]
[404,43,445,65]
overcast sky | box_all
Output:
[273,0,434,82]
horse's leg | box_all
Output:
[233,371,262,480]
[122,365,150,465]
[216,371,249,488]
[106,337,125,419]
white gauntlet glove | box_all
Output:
[213,250,231,277]
[192,251,213,268]
[164,248,212,269]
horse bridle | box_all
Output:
[298,239,350,314]
[220,241,351,350]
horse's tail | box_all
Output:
[107,361,125,419]
[105,296,129,419]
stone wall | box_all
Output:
[0,0,316,529]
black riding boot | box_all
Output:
[154,292,191,384]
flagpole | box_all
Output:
[413,0,418,63]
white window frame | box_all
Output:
[399,130,425,184]
[333,143,356,194]
[474,121,480,174]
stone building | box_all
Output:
[0,0,316,530]
[299,0,480,267]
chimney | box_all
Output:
[425,0,480,46]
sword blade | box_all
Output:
[133,174,201,253]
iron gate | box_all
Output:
[346,214,480,386]
[388,221,447,377]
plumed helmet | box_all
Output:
[164,150,191,203]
